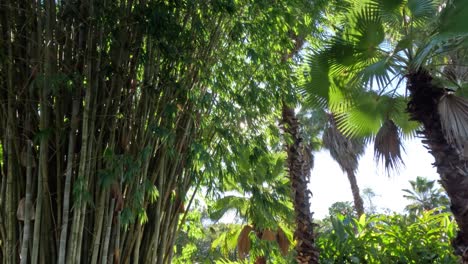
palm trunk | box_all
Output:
[282,105,319,264]
[407,70,468,262]
[345,169,365,217]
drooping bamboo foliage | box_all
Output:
[0,1,244,263]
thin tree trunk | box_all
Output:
[282,105,319,264]
[407,70,468,262]
[346,169,365,217]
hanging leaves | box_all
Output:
[374,119,404,172]
[438,93,468,156]
[276,227,290,256]
[237,225,253,260]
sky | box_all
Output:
[309,138,440,219]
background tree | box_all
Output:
[362,187,378,214]
[328,201,356,218]
[322,115,366,217]
[403,176,450,215]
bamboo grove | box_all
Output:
[0,0,322,263]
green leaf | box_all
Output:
[407,0,437,24]
[352,6,385,52]
[438,0,468,34]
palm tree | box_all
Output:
[403,176,449,215]
[302,0,468,259]
[322,114,365,217]
[282,106,320,264]
[297,107,365,217]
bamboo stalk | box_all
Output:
[145,155,165,264]
[67,0,89,260]
[132,224,143,264]
[101,199,116,264]
[58,98,80,264]
[90,190,106,264]
[156,199,176,264]
[20,138,33,264]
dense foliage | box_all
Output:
[172,202,458,263]
[318,209,457,264]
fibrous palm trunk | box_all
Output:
[407,70,468,262]
[282,105,319,264]
[345,169,365,217]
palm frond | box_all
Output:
[438,0,468,35]
[300,52,332,109]
[438,93,468,155]
[371,0,405,14]
[335,92,383,138]
[374,119,405,172]
[407,0,438,26]
[348,5,385,58]
[328,36,359,67]
[354,55,400,89]
[412,33,468,71]
[370,0,406,36]
[377,94,421,139]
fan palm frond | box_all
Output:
[438,93,468,154]
[374,119,404,172]
[407,0,438,26]
[377,94,421,138]
[335,92,383,138]
[300,52,332,109]
[371,0,405,15]
[347,5,385,59]
[354,55,400,88]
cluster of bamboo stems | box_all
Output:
[0,1,231,263]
